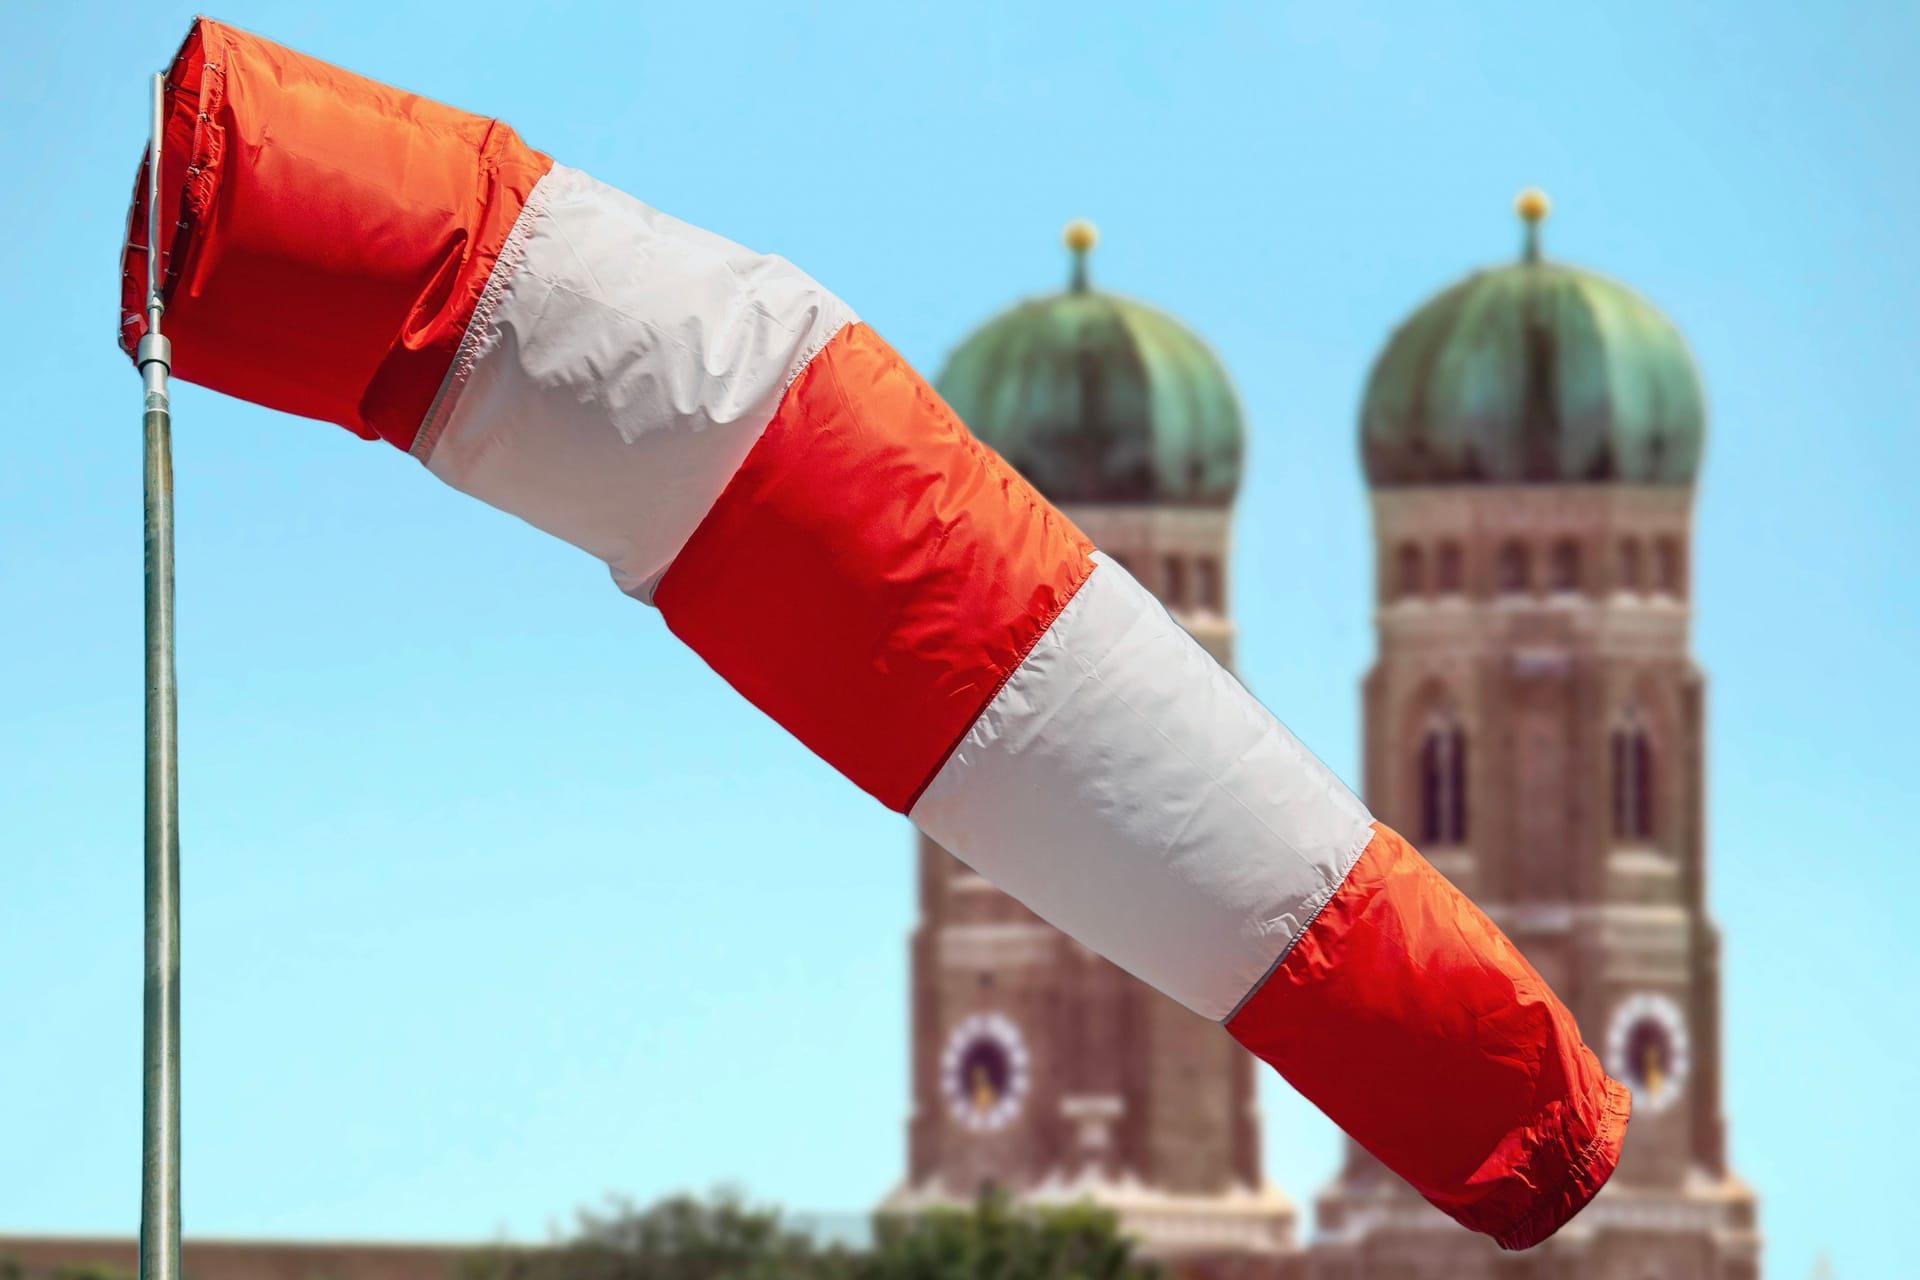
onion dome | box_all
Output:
[1362,189,1704,488]
[937,221,1244,506]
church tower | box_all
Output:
[1309,193,1761,1279]
[885,224,1297,1274]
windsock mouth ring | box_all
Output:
[119,18,222,360]
[113,17,552,447]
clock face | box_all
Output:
[1606,992,1690,1115]
[941,1012,1030,1133]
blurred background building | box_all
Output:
[882,219,1297,1276]
[0,197,1763,1280]
[1313,192,1761,1278]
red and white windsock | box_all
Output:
[122,19,1628,1248]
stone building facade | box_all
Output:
[1309,194,1760,1280]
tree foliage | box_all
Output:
[0,1257,136,1280]
[867,1191,1160,1280]
[455,1188,854,1280]
[455,1188,1159,1280]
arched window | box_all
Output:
[1195,556,1223,614]
[1611,710,1655,841]
[1436,541,1464,594]
[1398,543,1426,598]
[1418,711,1468,845]
[1653,538,1683,597]
[1549,539,1582,593]
[1163,555,1189,610]
[1496,540,1532,595]
[1618,539,1643,592]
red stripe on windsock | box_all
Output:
[1226,823,1631,1250]
[119,18,551,449]
[653,322,1095,812]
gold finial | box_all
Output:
[1515,188,1550,262]
[1064,219,1098,291]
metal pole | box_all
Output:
[137,68,181,1280]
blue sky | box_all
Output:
[1,2,1914,1277]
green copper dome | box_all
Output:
[937,223,1244,506]
[1362,192,1704,488]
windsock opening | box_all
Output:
[118,17,552,449]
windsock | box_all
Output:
[121,19,1628,1249]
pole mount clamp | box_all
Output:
[137,333,173,372]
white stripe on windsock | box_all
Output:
[416,165,855,600]
[909,553,1376,1020]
